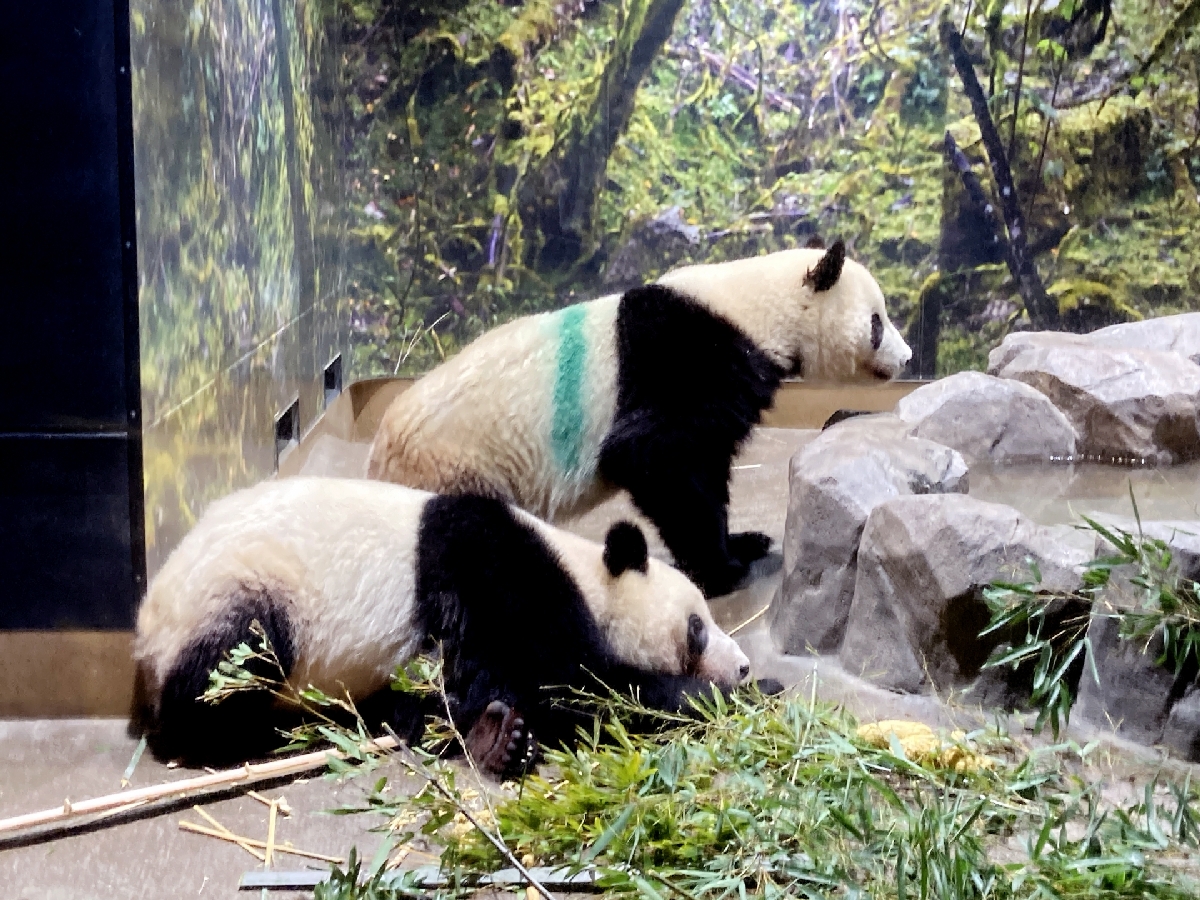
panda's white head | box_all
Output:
[657,239,912,383]
[593,522,750,688]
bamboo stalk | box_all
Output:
[265,799,279,867]
[0,736,399,837]
[178,821,343,864]
[192,805,266,862]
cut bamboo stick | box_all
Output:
[264,799,279,867]
[0,735,399,837]
[178,821,343,863]
[191,806,266,862]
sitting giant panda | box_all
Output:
[367,240,912,597]
[131,477,753,776]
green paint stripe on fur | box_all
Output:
[551,305,587,472]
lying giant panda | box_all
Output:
[367,240,912,597]
[131,478,753,776]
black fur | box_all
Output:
[138,588,298,766]
[137,586,433,767]
[803,239,845,292]
[603,520,649,576]
[416,494,731,763]
[600,285,785,597]
[691,619,705,667]
[870,312,883,351]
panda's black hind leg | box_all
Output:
[148,590,296,767]
[464,700,538,781]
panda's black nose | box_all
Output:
[738,663,750,681]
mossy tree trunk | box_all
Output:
[533,0,686,271]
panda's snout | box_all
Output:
[738,662,750,681]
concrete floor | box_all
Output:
[5,425,1189,897]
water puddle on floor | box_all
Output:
[969,460,1200,526]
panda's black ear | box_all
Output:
[603,521,649,577]
[803,238,845,292]
[804,234,825,249]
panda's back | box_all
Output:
[368,295,622,520]
[135,478,430,699]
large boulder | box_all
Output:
[895,371,1078,464]
[1088,313,1200,366]
[1073,518,1200,748]
[990,338,1200,464]
[768,416,969,656]
[838,494,1092,694]
[986,332,1093,374]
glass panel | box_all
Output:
[131,0,346,575]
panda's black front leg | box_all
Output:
[601,431,771,597]
[610,463,756,598]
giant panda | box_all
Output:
[130,477,753,777]
[367,240,912,597]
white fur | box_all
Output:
[134,478,428,703]
[658,247,912,381]
[134,478,750,705]
[367,296,621,521]
[368,247,910,523]
[519,512,749,685]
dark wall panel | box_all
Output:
[0,1,143,629]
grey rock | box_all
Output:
[986,331,1094,375]
[1164,686,1200,762]
[769,417,968,656]
[1072,610,1177,746]
[1089,313,1200,366]
[838,494,1092,694]
[896,370,1078,464]
[992,341,1200,464]
[602,206,700,290]
[1073,517,1200,748]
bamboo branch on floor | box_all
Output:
[0,735,399,840]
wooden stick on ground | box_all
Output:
[191,806,266,862]
[178,821,343,864]
[0,735,399,837]
[264,799,279,867]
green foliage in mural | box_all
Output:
[337,0,1200,377]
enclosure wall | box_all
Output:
[131,0,350,577]
[0,3,143,631]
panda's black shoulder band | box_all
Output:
[804,238,845,292]
[603,521,649,576]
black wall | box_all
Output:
[0,1,144,628]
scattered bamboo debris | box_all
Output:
[729,603,771,636]
[191,806,266,862]
[178,821,343,864]
[237,865,601,892]
[264,798,279,867]
[120,735,148,788]
[0,735,398,839]
[247,790,291,816]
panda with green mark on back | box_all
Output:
[368,241,912,598]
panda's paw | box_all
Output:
[464,700,537,781]
[754,677,786,697]
[728,531,773,567]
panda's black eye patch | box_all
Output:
[686,613,708,658]
[870,313,883,351]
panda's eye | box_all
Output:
[686,613,708,658]
[870,313,883,351]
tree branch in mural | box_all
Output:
[940,14,1058,330]
[532,0,686,271]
